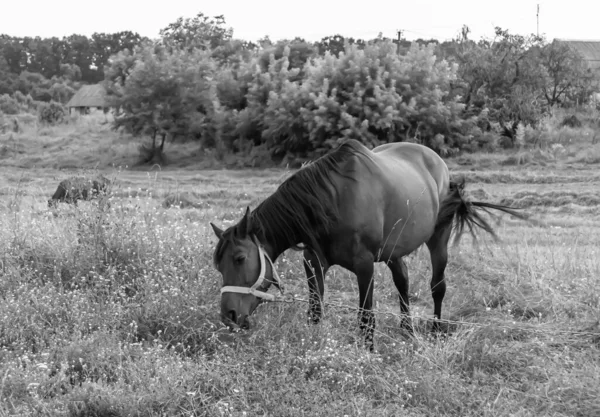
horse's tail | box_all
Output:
[436,178,528,244]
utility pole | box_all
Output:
[537,4,540,37]
[396,29,403,43]
[396,29,403,53]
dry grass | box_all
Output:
[1,156,599,416]
[0,114,599,416]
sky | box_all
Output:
[1,0,598,43]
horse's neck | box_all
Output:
[261,240,285,264]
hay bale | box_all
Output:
[162,192,202,209]
[561,114,582,128]
[48,175,111,207]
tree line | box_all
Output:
[103,13,599,163]
[1,12,598,163]
[0,32,145,105]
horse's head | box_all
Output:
[210,207,279,330]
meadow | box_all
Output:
[1,115,600,416]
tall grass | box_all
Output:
[0,166,599,416]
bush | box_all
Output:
[0,94,20,115]
[260,41,467,155]
[472,130,502,152]
[38,101,67,125]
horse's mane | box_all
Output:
[214,139,372,264]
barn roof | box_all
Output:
[66,84,108,108]
[554,39,600,70]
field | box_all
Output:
[1,117,600,416]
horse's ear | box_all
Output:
[210,222,224,239]
[238,206,252,237]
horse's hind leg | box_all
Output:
[387,258,412,331]
[303,249,328,324]
[425,224,452,332]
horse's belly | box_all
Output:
[378,217,435,259]
[377,167,439,258]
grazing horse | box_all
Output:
[210,139,526,349]
[48,175,111,208]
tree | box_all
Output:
[0,35,26,73]
[17,71,53,101]
[451,26,545,143]
[315,35,365,57]
[540,40,595,107]
[60,63,82,82]
[0,55,18,95]
[210,39,254,67]
[22,37,62,79]
[50,82,75,104]
[90,31,145,81]
[108,43,218,164]
[103,46,141,107]
[63,34,95,82]
[159,12,233,51]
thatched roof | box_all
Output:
[554,39,600,71]
[66,84,108,108]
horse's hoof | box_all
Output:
[306,311,321,325]
[430,319,450,337]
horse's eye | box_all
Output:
[234,255,246,265]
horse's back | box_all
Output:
[372,142,449,195]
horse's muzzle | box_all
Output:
[222,310,250,330]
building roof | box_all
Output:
[554,39,600,70]
[66,84,108,108]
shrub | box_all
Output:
[38,101,67,125]
[0,94,20,114]
[472,130,502,152]
[261,41,467,155]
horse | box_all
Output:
[210,139,527,350]
[48,175,111,208]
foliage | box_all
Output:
[49,82,75,104]
[38,101,67,125]
[261,41,466,155]
[0,93,20,114]
[450,27,546,143]
[101,12,600,160]
[258,39,317,75]
[108,43,219,155]
[6,11,599,159]
[315,34,365,57]
[159,12,233,51]
[0,32,145,85]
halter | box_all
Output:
[220,235,290,302]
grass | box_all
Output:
[0,114,600,416]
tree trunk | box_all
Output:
[159,132,166,151]
[138,129,167,166]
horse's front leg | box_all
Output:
[355,253,376,351]
[303,249,328,324]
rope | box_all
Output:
[266,293,600,339]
